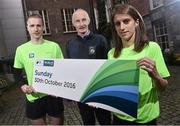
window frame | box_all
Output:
[61,8,77,33]
[149,0,164,10]
[153,19,169,51]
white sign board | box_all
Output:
[33,59,139,118]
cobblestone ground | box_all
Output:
[0,88,83,125]
[157,66,180,125]
[0,66,179,125]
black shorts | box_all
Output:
[26,96,64,120]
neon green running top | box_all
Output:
[14,39,64,102]
[108,41,170,123]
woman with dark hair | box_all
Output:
[108,4,170,125]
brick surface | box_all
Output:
[0,66,179,125]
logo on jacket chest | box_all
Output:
[29,52,34,58]
[89,46,96,55]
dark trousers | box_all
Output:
[78,102,111,125]
[113,115,157,125]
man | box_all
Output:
[66,9,111,125]
[14,14,64,125]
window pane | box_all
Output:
[61,8,76,32]
[154,19,169,50]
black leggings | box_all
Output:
[113,115,157,125]
[78,102,111,125]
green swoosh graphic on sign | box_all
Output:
[80,60,139,101]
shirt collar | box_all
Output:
[77,31,93,40]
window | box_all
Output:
[28,10,51,35]
[61,8,76,33]
[153,19,169,51]
[150,0,163,9]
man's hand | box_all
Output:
[21,84,36,94]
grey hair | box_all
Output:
[72,9,90,25]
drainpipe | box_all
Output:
[21,0,29,38]
[89,0,96,32]
[0,20,8,59]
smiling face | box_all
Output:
[27,17,44,40]
[114,13,139,44]
[72,9,90,36]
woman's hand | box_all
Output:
[137,57,168,91]
[137,57,158,79]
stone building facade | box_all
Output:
[132,0,180,56]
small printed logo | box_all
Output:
[29,53,34,58]
[89,46,96,55]
[43,60,54,67]
[35,60,43,66]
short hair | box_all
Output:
[27,14,43,25]
[111,4,148,58]
[72,9,90,25]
